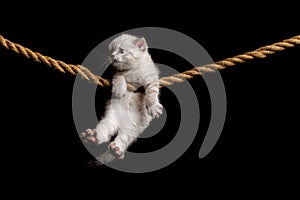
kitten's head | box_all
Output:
[108,34,149,71]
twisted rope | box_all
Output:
[1,34,299,90]
[159,35,300,87]
[0,35,110,87]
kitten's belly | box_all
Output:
[124,74,145,87]
[110,92,151,127]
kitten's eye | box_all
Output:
[119,48,125,54]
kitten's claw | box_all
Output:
[147,103,163,118]
[109,142,124,159]
[80,129,98,144]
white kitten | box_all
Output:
[81,34,163,162]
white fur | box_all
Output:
[94,34,163,159]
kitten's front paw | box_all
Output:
[147,103,163,118]
[112,86,126,98]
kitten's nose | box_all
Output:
[110,55,119,63]
[110,55,116,61]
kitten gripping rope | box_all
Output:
[81,34,163,162]
[0,34,299,91]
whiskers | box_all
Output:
[99,58,111,67]
[95,50,111,67]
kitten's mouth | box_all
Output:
[112,60,123,65]
[116,68,130,73]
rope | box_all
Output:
[1,34,299,90]
[159,35,300,87]
[0,35,110,87]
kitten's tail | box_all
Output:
[88,150,116,167]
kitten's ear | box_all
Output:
[134,37,148,51]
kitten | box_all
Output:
[81,34,163,163]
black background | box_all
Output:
[0,2,299,197]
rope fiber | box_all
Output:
[1,35,299,91]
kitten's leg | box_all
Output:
[94,110,119,144]
[145,82,163,118]
[109,130,138,159]
[81,110,119,144]
[112,74,127,98]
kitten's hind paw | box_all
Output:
[80,129,98,144]
[109,142,124,159]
